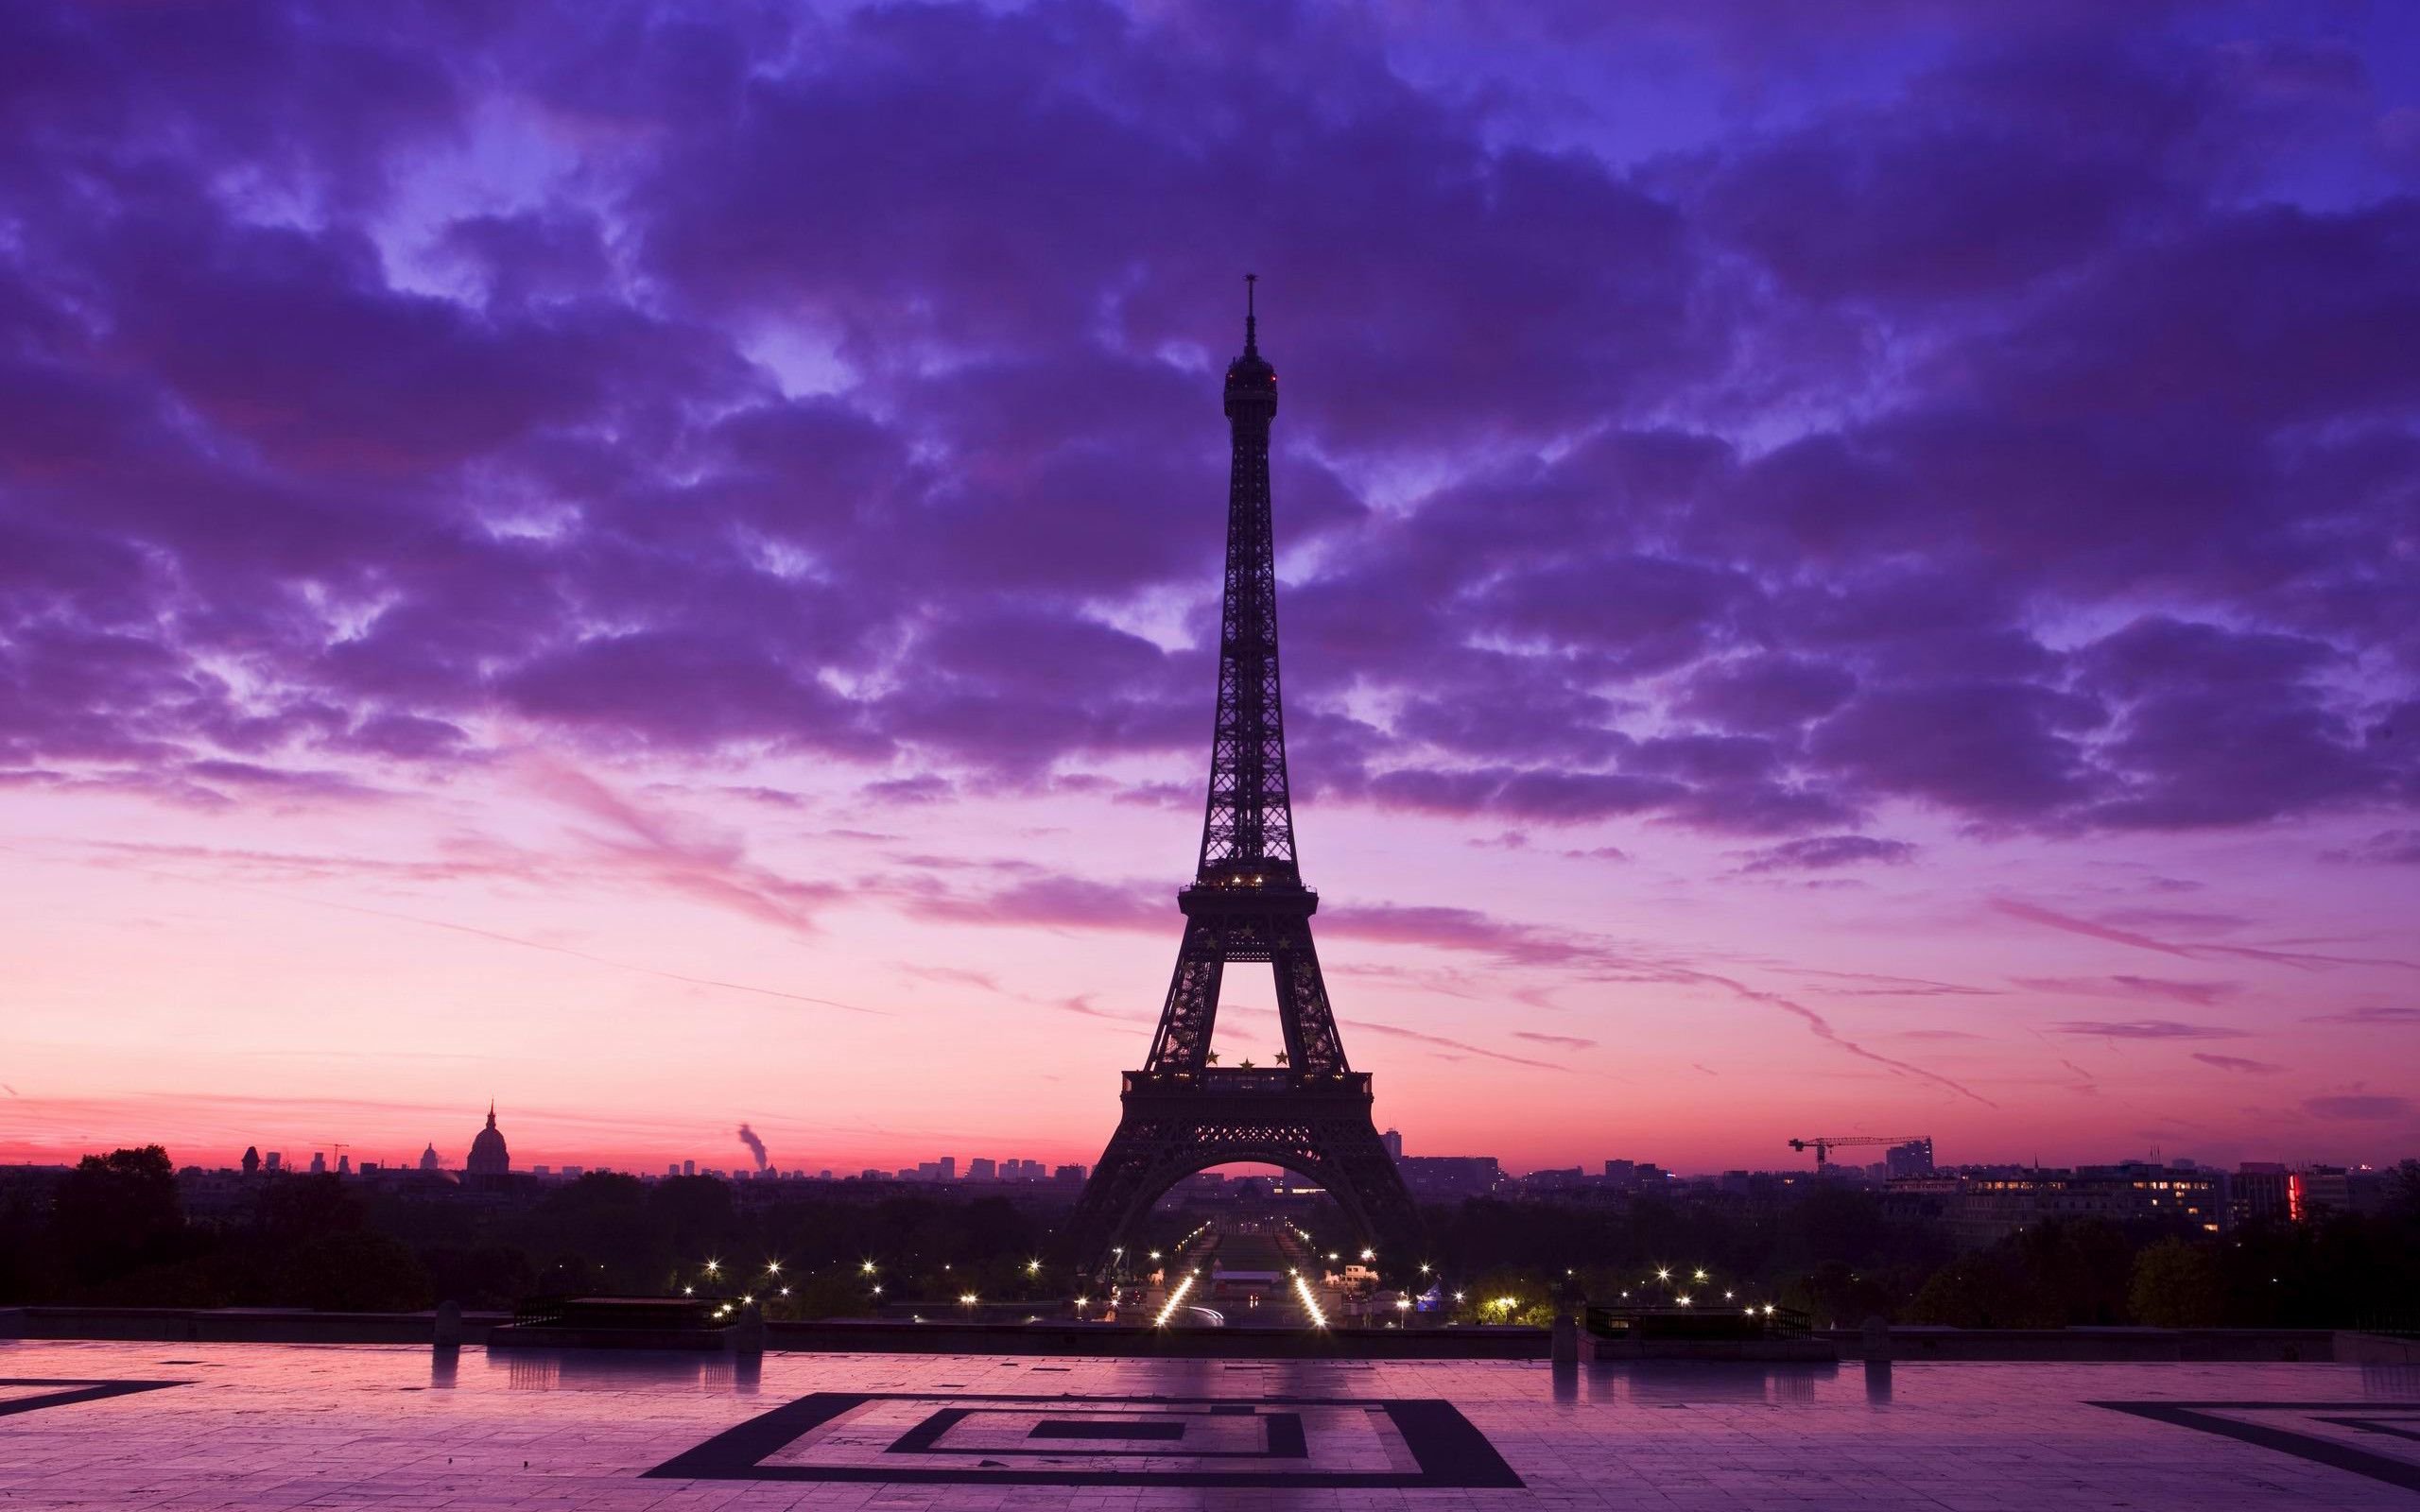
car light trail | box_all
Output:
[1154,1274,1196,1328]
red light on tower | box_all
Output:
[2287,1173,2303,1222]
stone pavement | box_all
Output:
[1,1339,2414,1507]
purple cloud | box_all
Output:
[0,0,2411,860]
[1734,834,1916,874]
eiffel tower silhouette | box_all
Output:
[1062,277,1421,1280]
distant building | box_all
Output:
[419,1144,441,1173]
[336,1154,351,1176]
[1939,1162,2226,1246]
[241,1146,260,1176]
[1054,1163,1087,1183]
[939,1156,957,1179]
[667,1163,681,1177]
[1521,1166,1585,1194]
[465,1103,511,1188]
[683,1160,696,1177]
[1604,1160,1634,1183]
[2233,1162,2291,1225]
[1381,1128,1404,1160]
[265,1151,282,1172]
[968,1158,996,1180]
[2300,1165,2354,1217]
[1886,1139,1935,1179]
[308,1152,326,1175]
[1397,1155,1500,1199]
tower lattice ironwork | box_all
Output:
[1062,278,1421,1280]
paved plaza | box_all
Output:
[2,1339,2415,1508]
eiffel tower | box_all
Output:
[1062,277,1421,1281]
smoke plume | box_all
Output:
[736,1123,769,1171]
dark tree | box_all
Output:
[52,1146,182,1285]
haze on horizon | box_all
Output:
[2,1,2417,1180]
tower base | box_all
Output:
[1062,1068,1421,1281]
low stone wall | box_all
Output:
[1825,1326,2337,1362]
[0,1305,510,1346]
[2335,1331,2420,1366]
[763,1319,1550,1358]
[3,1307,2378,1365]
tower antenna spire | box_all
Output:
[1244,272,1257,352]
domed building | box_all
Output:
[464,1102,511,1189]
[417,1143,441,1173]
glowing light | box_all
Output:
[1656,1268,1670,1281]
[704,1260,720,1274]
[1360,1248,1375,1262]
[959,1292,978,1306]
[1155,1274,1197,1327]
[1026,1260,1041,1274]
[1677,1295,1692,1306]
[1692,1269,1707,1282]
[860,1261,875,1274]
[1292,1273,1328,1328]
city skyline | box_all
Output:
[5,3,2419,1177]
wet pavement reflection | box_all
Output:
[0,1340,2411,1509]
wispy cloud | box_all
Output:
[2192,1053,2283,1074]
[1512,1031,1597,1051]
[2051,1019,2249,1040]
[2304,1093,2411,1120]
[2013,974,2241,1005]
[1994,898,2420,971]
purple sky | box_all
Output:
[3,1,2417,1177]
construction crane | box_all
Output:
[1788,1135,1928,1170]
